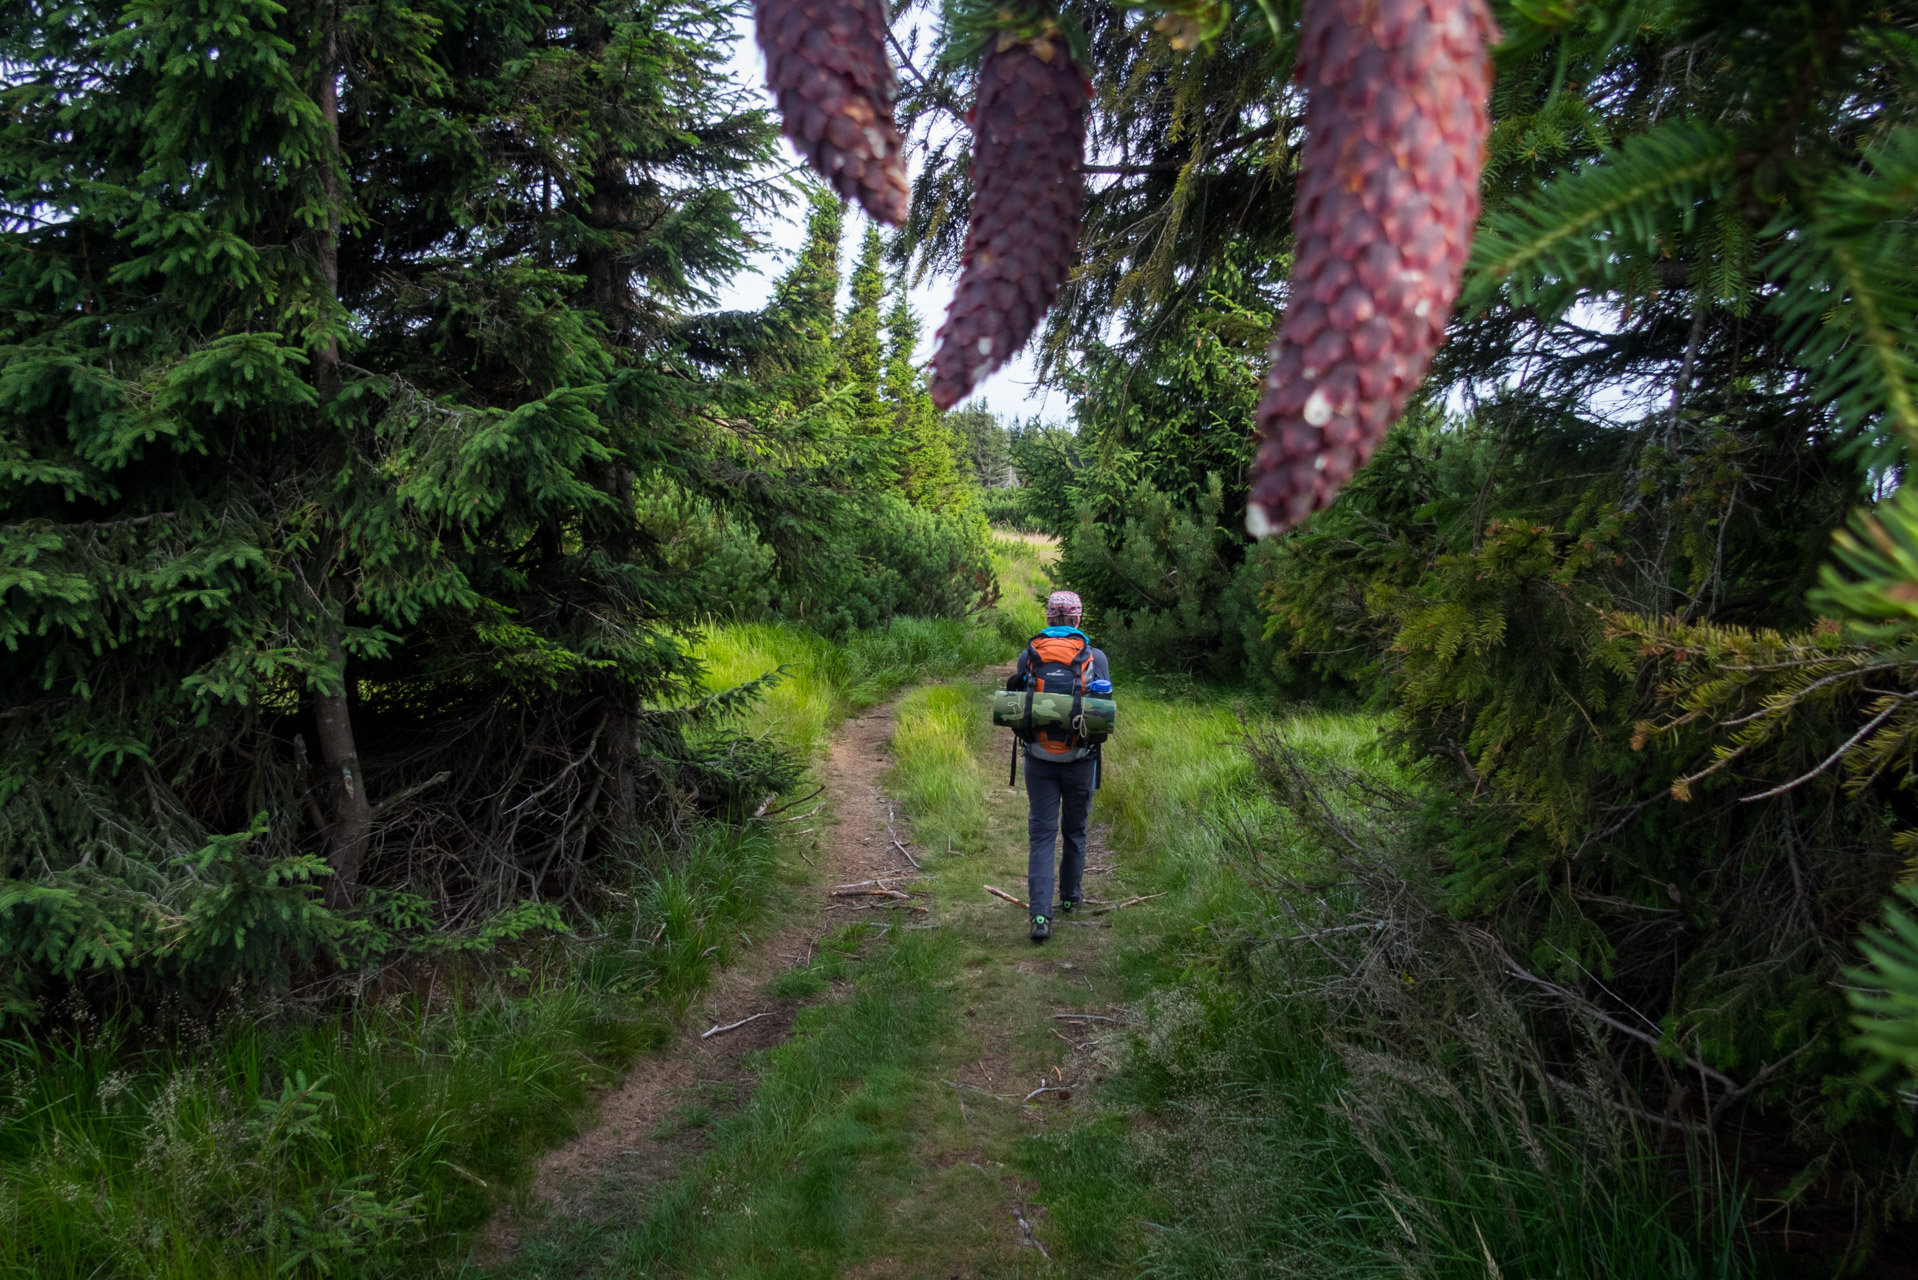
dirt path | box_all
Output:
[483,699,932,1251]
[828,665,1144,1277]
[483,655,1158,1276]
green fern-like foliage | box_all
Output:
[1467,4,1918,465]
[1765,128,1918,462]
[1850,887,1918,1081]
[1468,119,1742,317]
[1817,481,1918,650]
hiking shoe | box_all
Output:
[1029,915,1051,943]
[1058,898,1081,915]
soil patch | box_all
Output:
[480,698,928,1255]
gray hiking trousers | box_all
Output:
[1025,755,1096,918]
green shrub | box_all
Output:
[977,487,1043,533]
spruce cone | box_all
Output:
[1246,0,1496,536]
[929,36,1090,410]
[755,0,910,226]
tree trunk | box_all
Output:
[317,631,374,909]
[312,12,372,907]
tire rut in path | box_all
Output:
[481,695,929,1254]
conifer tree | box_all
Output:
[840,226,890,434]
[0,0,782,1012]
[883,277,963,509]
[766,188,847,411]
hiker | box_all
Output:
[1007,590,1111,943]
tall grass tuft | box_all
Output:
[0,985,644,1278]
[1092,679,1383,931]
[1027,678,1752,1279]
[887,684,992,856]
[0,822,790,1279]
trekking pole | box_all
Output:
[1009,734,1019,788]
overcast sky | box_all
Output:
[708,13,1066,424]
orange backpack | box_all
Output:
[1018,631,1097,758]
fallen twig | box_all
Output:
[942,1078,1015,1100]
[830,887,910,899]
[700,1012,771,1040]
[984,884,1029,909]
[1014,1210,1050,1259]
[1086,892,1167,916]
[374,770,452,813]
[1051,1013,1120,1023]
[892,837,921,869]
[761,785,825,816]
[831,875,930,891]
[1266,921,1387,944]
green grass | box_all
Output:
[0,975,651,1278]
[1012,678,1755,1280]
[886,682,994,857]
[0,823,802,1279]
[493,929,953,1280]
[1089,675,1384,939]
[692,531,1050,766]
[0,537,1050,1280]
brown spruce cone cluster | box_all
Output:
[754,0,910,226]
[1246,0,1496,536]
[929,35,1091,410]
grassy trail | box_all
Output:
[482,530,1388,1278]
[485,644,1377,1277]
[487,670,1139,1278]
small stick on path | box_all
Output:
[830,887,911,899]
[830,875,929,891]
[1015,1209,1051,1259]
[892,838,921,869]
[700,1012,771,1040]
[942,1078,1016,1101]
[1086,892,1167,916]
[984,884,1029,909]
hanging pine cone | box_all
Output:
[755,0,910,226]
[929,35,1090,410]
[1246,0,1496,536]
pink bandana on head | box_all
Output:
[1045,590,1084,627]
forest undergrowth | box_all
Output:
[1027,680,1756,1279]
[489,596,1759,1278]
[0,543,1047,1279]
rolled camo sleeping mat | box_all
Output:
[991,690,1117,736]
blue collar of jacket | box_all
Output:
[1040,626,1089,641]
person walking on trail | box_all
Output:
[1008,590,1111,943]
